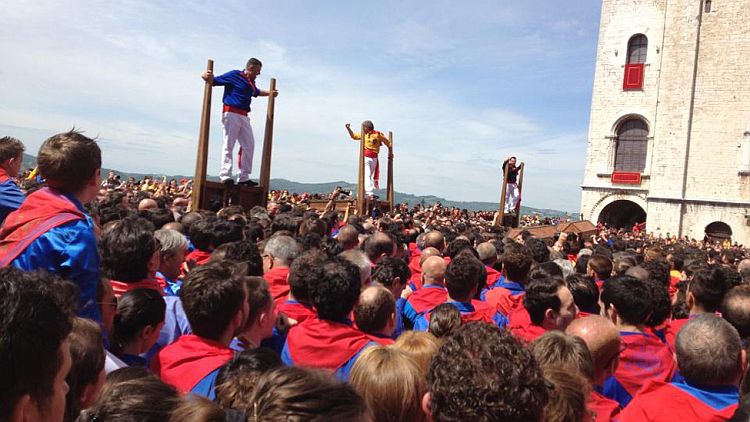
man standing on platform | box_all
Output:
[502,156,521,214]
[202,58,278,186]
[345,120,392,199]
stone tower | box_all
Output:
[581,0,750,244]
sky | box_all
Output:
[0,0,602,212]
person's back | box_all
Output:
[620,315,742,421]
[282,257,374,381]
[0,130,102,320]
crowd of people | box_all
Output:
[4,131,750,422]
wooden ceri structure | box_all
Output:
[356,123,395,215]
[191,59,277,211]
[495,160,525,228]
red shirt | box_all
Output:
[588,390,620,422]
[185,249,212,266]
[263,267,291,305]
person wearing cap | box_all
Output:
[202,58,278,187]
[345,120,392,199]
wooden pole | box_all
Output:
[191,59,213,211]
[496,161,509,226]
[387,131,394,211]
[259,78,277,206]
[514,163,525,228]
[356,123,366,215]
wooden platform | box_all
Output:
[507,220,596,241]
[199,181,266,211]
[306,198,392,215]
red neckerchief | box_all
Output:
[286,317,372,371]
[241,70,257,92]
[110,278,164,298]
[277,300,317,324]
[0,168,10,184]
[407,285,447,314]
[263,267,291,305]
[152,334,235,393]
[508,306,547,344]
[0,188,85,267]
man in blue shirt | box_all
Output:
[0,136,26,225]
[201,58,278,186]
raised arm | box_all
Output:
[345,123,359,140]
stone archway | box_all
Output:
[597,200,646,229]
[704,221,732,243]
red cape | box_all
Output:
[664,318,689,352]
[408,254,423,289]
[152,334,234,393]
[508,306,547,343]
[588,390,620,422]
[485,287,525,316]
[111,278,164,298]
[264,267,291,305]
[407,285,447,314]
[485,266,502,288]
[614,332,676,398]
[618,380,738,422]
[185,249,212,266]
[277,300,317,324]
[366,334,395,345]
[286,317,372,372]
[0,188,85,267]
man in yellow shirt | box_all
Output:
[345,120,392,199]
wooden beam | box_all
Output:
[191,59,213,211]
[259,78,277,206]
[387,131,394,211]
[356,123,366,215]
[514,162,525,228]
[496,161,509,226]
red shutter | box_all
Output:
[623,63,644,90]
[611,172,641,185]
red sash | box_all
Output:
[263,267,290,305]
[286,317,372,371]
[614,332,676,397]
[0,188,84,267]
[185,249,212,266]
[110,278,165,298]
[277,300,317,324]
[508,306,547,343]
[485,266,502,288]
[485,288,525,316]
[407,285,447,314]
[618,380,737,422]
[366,334,395,346]
[588,390,621,422]
[152,334,235,393]
[408,254,422,289]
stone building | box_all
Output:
[580,0,750,244]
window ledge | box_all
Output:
[597,173,650,179]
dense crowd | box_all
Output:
[3,131,750,422]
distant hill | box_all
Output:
[21,154,574,217]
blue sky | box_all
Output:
[0,0,602,212]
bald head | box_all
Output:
[566,315,621,385]
[419,247,442,266]
[162,221,184,233]
[625,266,649,282]
[336,225,360,251]
[422,256,447,286]
[138,198,158,211]
[476,242,497,266]
[354,285,395,336]
[423,231,445,252]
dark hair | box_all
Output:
[354,287,395,334]
[246,57,263,68]
[213,219,244,247]
[427,323,548,421]
[309,257,361,321]
[271,213,298,234]
[502,243,533,282]
[65,318,105,422]
[224,240,264,276]
[445,252,483,302]
[0,136,24,162]
[524,276,565,325]
[645,278,671,327]
[189,216,218,251]
[0,267,73,420]
[180,261,246,340]
[575,254,590,274]
[444,238,475,260]
[428,303,462,338]
[111,288,166,357]
[524,237,549,264]
[601,275,653,325]
[588,255,613,280]
[37,130,101,193]
[287,250,326,303]
[249,366,370,421]
[565,274,600,315]
[372,256,411,290]
[364,232,395,262]
[689,268,730,312]
[215,348,283,409]
[79,376,181,422]
[139,208,174,229]
[100,216,157,283]
[244,276,272,327]
[641,259,670,287]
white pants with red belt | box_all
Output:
[504,183,519,213]
[220,111,254,183]
[364,156,378,196]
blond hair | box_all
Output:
[393,331,441,375]
[350,346,427,422]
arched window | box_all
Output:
[614,119,648,172]
[627,34,648,64]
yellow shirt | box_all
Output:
[351,130,392,154]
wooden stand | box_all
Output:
[494,161,525,228]
[354,125,395,216]
[191,59,277,211]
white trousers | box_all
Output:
[364,156,378,196]
[220,112,255,182]
[504,183,519,213]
